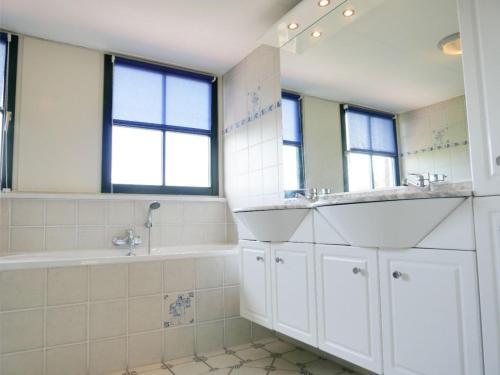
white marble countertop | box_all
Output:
[233,182,472,212]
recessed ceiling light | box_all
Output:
[311,31,322,38]
[288,22,299,30]
[343,9,355,17]
[318,0,330,7]
[438,32,462,55]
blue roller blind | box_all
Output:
[345,108,396,155]
[282,96,301,143]
[112,58,213,131]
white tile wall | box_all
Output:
[0,255,271,375]
[0,197,235,255]
[398,95,471,182]
[223,45,285,209]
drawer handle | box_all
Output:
[352,267,362,275]
[392,271,403,279]
[275,257,284,264]
[256,256,264,262]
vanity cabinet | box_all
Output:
[315,245,382,373]
[271,242,317,346]
[239,240,273,329]
[378,248,483,375]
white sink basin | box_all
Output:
[317,197,465,248]
[234,208,309,242]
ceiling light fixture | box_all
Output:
[288,22,299,30]
[342,9,355,17]
[318,0,330,7]
[311,31,322,38]
[438,32,462,55]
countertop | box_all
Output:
[233,182,472,212]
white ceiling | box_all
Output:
[280,0,465,114]
[0,0,300,75]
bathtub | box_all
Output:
[0,244,239,271]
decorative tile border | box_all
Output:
[223,100,281,135]
[400,140,468,157]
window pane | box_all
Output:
[165,132,210,187]
[346,111,370,150]
[282,97,301,143]
[112,126,162,185]
[373,155,396,189]
[165,76,211,130]
[283,144,301,191]
[371,116,396,154]
[113,64,163,124]
[0,38,5,106]
[348,152,372,191]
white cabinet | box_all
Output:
[474,197,500,374]
[379,248,483,375]
[271,242,317,346]
[239,240,273,328]
[315,245,382,374]
[458,0,500,195]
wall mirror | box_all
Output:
[280,0,469,194]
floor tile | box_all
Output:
[205,353,241,368]
[273,358,301,371]
[243,357,274,369]
[169,361,210,375]
[230,367,267,375]
[253,337,278,345]
[236,347,271,362]
[228,343,253,352]
[164,356,195,366]
[264,340,296,354]
[303,358,345,375]
[141,368,172,375]
[282,349,319,365]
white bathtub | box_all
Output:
[0,244,239,271]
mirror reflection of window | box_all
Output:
[281,93,304,193]
[342,106,399,191]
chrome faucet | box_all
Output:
[112,229,142,256]
[404,173,430,188]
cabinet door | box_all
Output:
[239,240,273,328]
[474,197,500,374]
[271,242,317,345]
[458,0,500,195]
[379,248,483,375]
[315,245,382,374]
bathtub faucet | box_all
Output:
[112,229,142,256]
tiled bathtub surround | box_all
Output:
[0,197,237,255]
[398,95,471,182]
[0,255,269,375]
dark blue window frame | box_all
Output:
[0,32,18,190]
[282,91,305,196]
[102,55,219,195]
[340,104,400,191]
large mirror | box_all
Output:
[280,0,469,193]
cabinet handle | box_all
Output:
[256,256,264,262]
[275,257,284,264]
[352,267,362,275]
[392,271,403,279]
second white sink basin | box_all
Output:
[317,197,465,248]
[234,208,309,242]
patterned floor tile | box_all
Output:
[169,361,210,375]
[164,356,196,366]
[303,358,345,375]
[272,358,301,371]
[228,343,254,352]
[230,367,268,374]
[243,357,274,369]
[271,371,303,375]
[282,349,319,365]
[264,341,296,354]
[205,353,242,369]
[236,347,271,361]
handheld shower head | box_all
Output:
[145,201,161,228]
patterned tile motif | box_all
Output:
[163,292,195,328]
[119,338,363,375]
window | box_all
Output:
[341,105,399,191]
[282,92,304,193]
[102,56,218,195]
[0,33,18,190]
